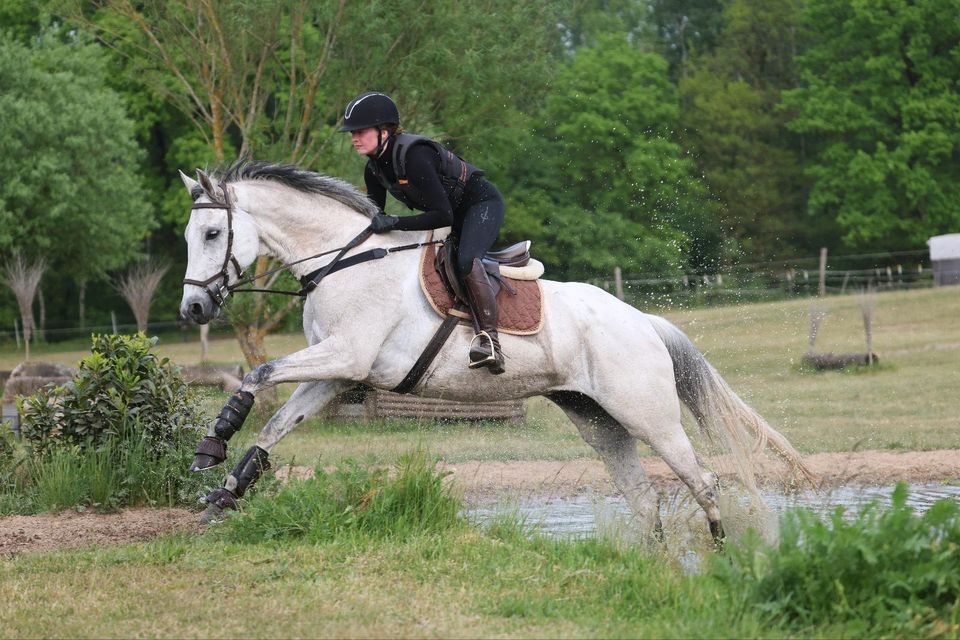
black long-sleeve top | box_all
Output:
[363,136,484,233]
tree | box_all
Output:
[782,0,960,250]
[1,254,46,360]
[678,0,824,261]
[116,259,170,333]
[0,29,154,326]
[517,34,721,279]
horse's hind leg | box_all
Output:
[200,380,350,522]
[600,397,726,547]
[547,391,663,542]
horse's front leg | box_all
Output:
[200,379,352,523]
[190,337,374,471]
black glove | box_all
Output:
[370,213,399,233]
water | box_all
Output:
[468,482,960,539]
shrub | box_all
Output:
[714,483,960,635]
[218,450,464,544]
[12,333,208,510]
[18,333,201,457]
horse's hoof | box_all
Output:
[199,503,226,525]
[190,436,227,472]
[190,453,223,472]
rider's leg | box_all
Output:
[463,258,505,373]
[457,193,505,374]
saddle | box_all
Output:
[419,230,544,335]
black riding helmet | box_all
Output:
[338,92,400,132]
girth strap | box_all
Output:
[391,307,464,394]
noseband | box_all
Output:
[182,182,245,307]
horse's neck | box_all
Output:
[239,184,375,277]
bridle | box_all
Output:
[182,182,245,307]
[182,180,439,308]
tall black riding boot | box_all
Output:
[463,258,505,375]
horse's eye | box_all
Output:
[205,229,221,241]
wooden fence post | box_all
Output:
[13,319,20,349]
[819,247,827,296]
[613,266,624,301]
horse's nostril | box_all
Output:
[189,302,204,317]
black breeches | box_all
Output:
[454,186,505,278]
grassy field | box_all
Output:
[3,285,959,467]
[2,287,959,638]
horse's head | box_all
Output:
[179,169,259,324]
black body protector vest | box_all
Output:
[368,134,483,211]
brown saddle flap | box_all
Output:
[419,241,544,336]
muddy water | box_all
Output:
[468,482,960,539]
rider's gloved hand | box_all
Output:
[370,213,399,233]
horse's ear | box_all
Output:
[196,169,216,198]
[179,170,200,197]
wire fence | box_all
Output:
[591,248,935,310]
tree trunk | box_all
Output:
[37,286,45,342]
[78,280,86,330]
[235,324,278,408]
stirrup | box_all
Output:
[468,331,496,369]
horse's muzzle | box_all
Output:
[180,294,218,325]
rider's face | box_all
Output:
[351,127,382,156]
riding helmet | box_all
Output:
[338,92,400,132]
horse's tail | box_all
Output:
[648,315,816,490]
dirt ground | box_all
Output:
[3,449,959,556]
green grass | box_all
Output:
[2,460,958,638]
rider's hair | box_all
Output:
[384,124,404,136]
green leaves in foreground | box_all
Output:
[217,452,464,544]
[714,483,960,635]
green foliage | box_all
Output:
[515,34,722,279]
[783,0,960,250]
[19,334,202,456]
[217,451,464,544]
[0,28,154,283]
[7,333,207,511]
[680,0,824,261]
[714,484,960,635]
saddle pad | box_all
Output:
[419,242,544,336]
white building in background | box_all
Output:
[928,233,960,286]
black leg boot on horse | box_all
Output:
[190,390,255,471]
[201,445,271,524]
[463,258,505,375]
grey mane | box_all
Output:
[216,161,378,219]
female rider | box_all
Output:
[340,91,506,374]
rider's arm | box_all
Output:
[392,145,454,231]
[363,165,388,210]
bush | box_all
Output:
[18,333,201,456]
[10,333,208,511]
[218,450,464,544]
[714,483,960,635]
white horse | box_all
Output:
[179,162,811,543]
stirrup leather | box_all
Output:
[468,330,497,368]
